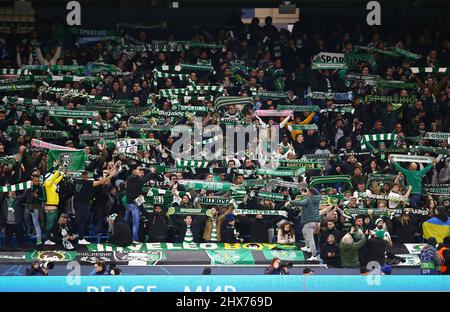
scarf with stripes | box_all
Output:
[360,133,397,151]
[0,181,32,193]
[411,67,450,75]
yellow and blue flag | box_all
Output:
[422,217,450,243]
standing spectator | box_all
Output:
[23,174,45,245]
[0,191,25,246]
[297,188,321,261]
[43,167,64,245]
[126,168,157,243]
[73,168,116,245]
[388,155,434,208]
[339,227,366,268]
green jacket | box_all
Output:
[297,195,321,225]
[339,233,366,268]
[392,161,432,194]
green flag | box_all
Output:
[47,150,86,171]
[206,250,255,265]
[262,250,305,261]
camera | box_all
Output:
[40,261,54,270]
[279,262,293,269]
[108,263,121,275]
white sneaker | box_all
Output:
[44,240,56,245]
[78,238,91,245]
[301,246,311,253]
[132,240,142,244]
[306,256,319,261]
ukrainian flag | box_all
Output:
[422,217,450,243]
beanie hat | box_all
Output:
[375,218,384,226]
[224,213,235,223]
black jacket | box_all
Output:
[264,267,289,275]
[237,216,279,243]
[363,238,389,266]
[320,242,341,268]
[142,211,169,242]
[319,228,342,245]
[172,215,203,243]
[221,224,239,243]
[0,193,26,226]
[126,172,155,202]
[50,222,74,243]
[23,184,46,211]
[109,219,133,247]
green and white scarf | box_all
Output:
[377,80,418,89]
[364,94,417,104]
[0,84,35,92]
[410,67,450,75]
[184,225,194,243]
[254,91,290,100]
[360,133,397,151]
[233,209,287,217]
[423,184,450,195]
[196,197,234,206]
[390,154,435,163]
[175,160,210,169]
[210,220,218,241]
[49,109,99,119]
[0,69,30,75]
[0,181,32,193]
[306,92,353,101]
[424,133,450,141]
[277,105,320,112]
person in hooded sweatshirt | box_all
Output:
[314,137,332,171]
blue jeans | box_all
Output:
[25,209,42,242]
[125,203,140,241]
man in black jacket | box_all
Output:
[50,213,77,250]
[320,233,341,268]
[221,214,241,243]
[24,174,46,245]
[108,216,133,247]
[172,215,203,243]
[362,229,393,266]
[1,191,26,246]
[125,168,157,243]
[141,205,169,242]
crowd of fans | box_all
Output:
[0,12,449,271]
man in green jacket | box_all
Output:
[388,155,435,208]
[297,188,321,261]
[339,227,366,268]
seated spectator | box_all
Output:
[277,221,296,244]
